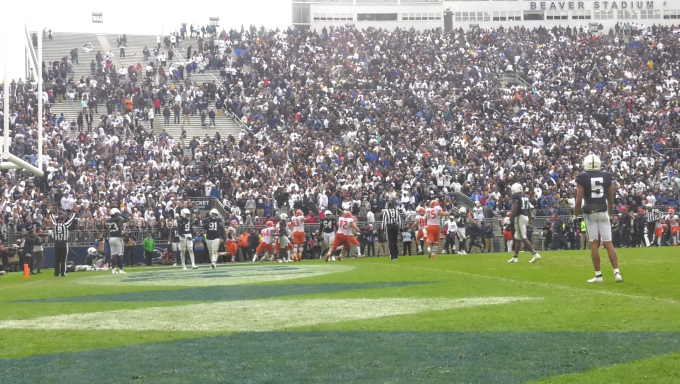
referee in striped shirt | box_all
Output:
[382,201,402,260]
[52,212,76,277]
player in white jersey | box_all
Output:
[665,208,679,245]
[215,220,239,264]
[410,207,427,254]
[424,200,451,258]
[326,211,360,262]
[291,210,311,261]
[253,221,276,262]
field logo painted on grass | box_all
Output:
[0,297,537,332]
[75,264,354,287]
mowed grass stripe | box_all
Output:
[0,297,535,332]
[382,259,680,305]
[3,331,680,384]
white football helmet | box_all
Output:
[87,247,98,256]
[325,210,332,215]
[110,208,121,216]
[210,209,219,218]
[583,154,602,172]
[458,207,467,214]
[511,183,523,194]
[280,213,288,221]
[181,208,191,219]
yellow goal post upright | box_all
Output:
[1,25,44,176]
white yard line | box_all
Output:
[0,297,535,331]
[384,263,680,305]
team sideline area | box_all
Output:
[1,248,679,384]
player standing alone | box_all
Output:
[425,200,450,258]
[108,208,129,274]
[507,183,541,263]
[203,209,225,269]
[178,209,197,269]
[574,154,623,283]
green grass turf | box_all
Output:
[3,332,680,384]
[0,247,679,383]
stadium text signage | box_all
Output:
[530,1,654,9]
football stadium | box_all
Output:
[1,0,680,382]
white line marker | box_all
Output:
[0,297,536,331]
[384,263,680,305]
[76,264,354,287]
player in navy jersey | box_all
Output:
[508,183,541,263]
[107,208,129,274]
[320,211,337,258]
[177,209,197,269]
[574,154,623,283]
[277,213,292,262]
[203,208,225,269]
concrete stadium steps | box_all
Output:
[101,33,241,141]
[38,32,105,126]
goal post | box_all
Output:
[1,25,43,176]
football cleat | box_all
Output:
[230,260,236,264]
[457,251,464,255]
[615,272,623,283]
[172,263,177,267]
[325,254,330,262]
[112,269,118,274]
[192,265,198,269]
[529,254,541,263]
[182,267,187,270]
[211,262,216,269]
[119,270,127,274]
[588,276,604,283]
[508,257,518,263]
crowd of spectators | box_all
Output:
[1,21,680,255]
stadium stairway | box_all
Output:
[39,32,106,139]
[36,32,242,143]
[101,33,241,141]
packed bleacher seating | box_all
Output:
[1,21,680,255]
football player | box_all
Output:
[456,207,469,255]
[277,213,293,262]
[326,211,359,262]
[291,210,311,261]
[349,215,363,258]
[320,210,337,258]
[507,183,542,263]
[574,154,622,283]
[107,208,129,274]
[216,220,239,264]
[177,208,197,269]
[410,207,427,254]
[665,208,679,246]
[253,221,276,262]
[203,209,225,269]
[425,200,451,258]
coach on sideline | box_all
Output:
[52,212,77,277]
[382,201,402,261]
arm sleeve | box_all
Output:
[64,213,77,227]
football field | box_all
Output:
[1,248,679,383]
